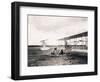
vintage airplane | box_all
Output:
[40,39,50,50]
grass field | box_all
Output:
[28,46,87,67]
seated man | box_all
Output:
[51,48,58,56]
[59,49,64,55]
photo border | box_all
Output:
[11,1,98,80]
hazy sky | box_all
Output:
[28,15,88,45]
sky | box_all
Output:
[28,15,88,45]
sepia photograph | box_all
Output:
[11,2,97,80]
[28,15,88,67]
